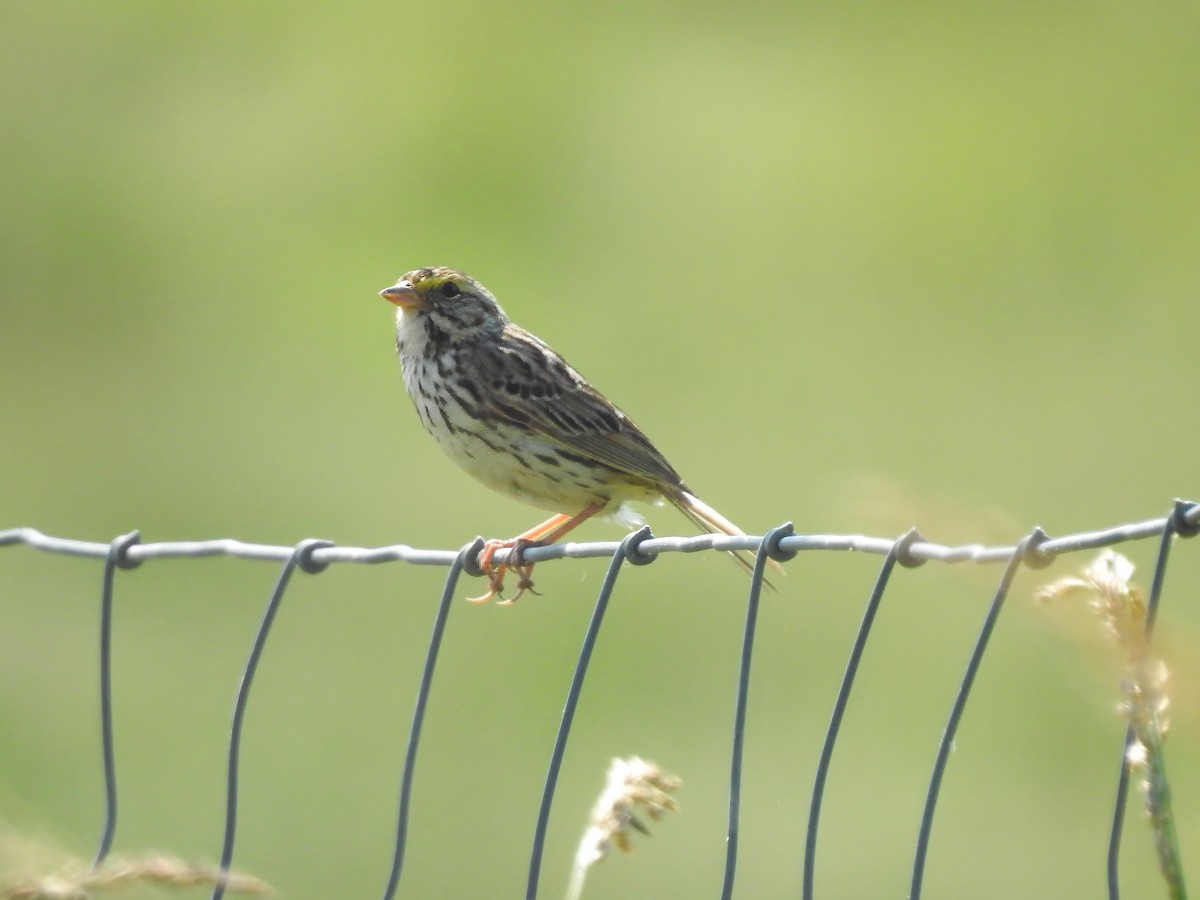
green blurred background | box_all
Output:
[3,2,1199,897]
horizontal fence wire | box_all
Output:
[5,503,1196,569]
[2,498,1197,899]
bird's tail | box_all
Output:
[668,489,785,588]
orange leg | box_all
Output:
[469,501,606,604]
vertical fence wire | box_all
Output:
[211,539,332,900]
[524,526,653,900]
[719,523,795,900]
[802,530,917,900]
[381,546,467,900]
[91,530,141,869]
[909,528,1051,898]
[1105,499,1199,899]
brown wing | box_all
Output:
[473,324,686,489]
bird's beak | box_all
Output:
[380,280,425,311]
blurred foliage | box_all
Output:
[2,1,1199,897]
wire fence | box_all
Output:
[2,498,1197,899]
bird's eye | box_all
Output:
[439,281,461,298]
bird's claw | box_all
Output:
[466,574,508,604]
[468,537,543,604]
[496,566,541,606]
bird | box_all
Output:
[380,267,782,603]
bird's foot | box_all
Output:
[468,538,544,604]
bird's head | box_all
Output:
[380,267,508,341]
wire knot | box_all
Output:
[760,522,797,563]
[1170,498,1200,538]
[460,536,488,578]
[295,538,335,574]
[1017,526,1054,569]
[108,530,143,570]
[894,528,927,568]
[621,526,656,566]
